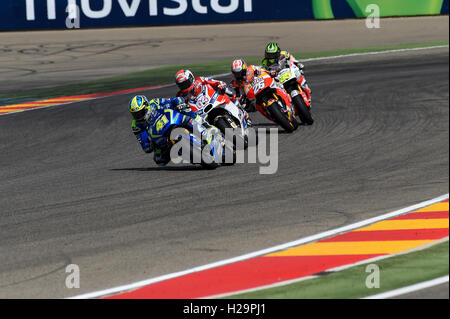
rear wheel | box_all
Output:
[293,95,314,125]
[267,102,298,133]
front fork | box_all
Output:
[297,76,312,106]
[287,84,311,109]
[263,93,296,123]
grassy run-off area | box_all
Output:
[224,241,449,299]
[1,40,448,102]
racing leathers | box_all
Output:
[178,76,252,126]
[177,76,229,101]
[262,50,304,73]
[262,51,311,103]
[230,65,267,112]
[131,97,209,166]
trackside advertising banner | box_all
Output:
[1,0,449,31]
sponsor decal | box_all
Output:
[24,0,253,21]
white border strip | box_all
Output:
[71,193,449,299]
[2,44,448,118]
[207,236,449,299]
[301,45,449,62]
[363,275,449,299]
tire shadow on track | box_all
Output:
[252,124,309,135]
[109,166,205,172]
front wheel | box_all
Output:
[267,102,298,133]
[293,95,314,125]
[167,127,219,169]
[214,116,248,150]
[199,140,220,169]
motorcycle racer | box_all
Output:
[175,69,230,102]
[262,42,311,103]
[231,59,298,132]
[129,95,214,166]
[176,68,252,126]
[230,59,269,112]
[262,42,304,73]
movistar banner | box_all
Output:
[1,0,448,31]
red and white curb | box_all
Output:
[70,193,449,299]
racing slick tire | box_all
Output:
[267,102,298,133]
[293,95,314,125]
[214,116,248,151]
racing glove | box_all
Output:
[224,87,234,97]
[267,64,280,77]
[176,101,191,113]
[217,82,230,95]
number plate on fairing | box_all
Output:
[278,69,293,83]
[252,78,266,95]
[196,95,210,109]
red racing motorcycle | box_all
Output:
[244,71,298,133]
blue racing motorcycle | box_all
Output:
[149,108,233,169]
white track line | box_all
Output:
[301,45,449,62]
[207,237,449,299]
[70,193,449,299]
[1,44,448,118]
[363,275,449,299]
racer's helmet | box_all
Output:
[129,95,150,121]
[265,42,281,64]
[175,69,195,93]
[231,59,248,82]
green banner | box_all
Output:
[313,0,446,19]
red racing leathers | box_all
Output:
[177,76,228,102]
[230,65,267,109]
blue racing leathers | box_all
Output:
[131,97,206,165]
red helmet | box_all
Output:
[231,59,248,82]
[175,69,194,93]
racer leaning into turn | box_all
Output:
[262,42,311,103]
[129,95,216,166]
[229,59,268,112]
[175,69,230,101]
[175,69,252,125]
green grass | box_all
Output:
[225,241,449,299]
[1,40,447,102]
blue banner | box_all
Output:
[0,0,448,31]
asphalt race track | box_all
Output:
[0,48,448,298]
